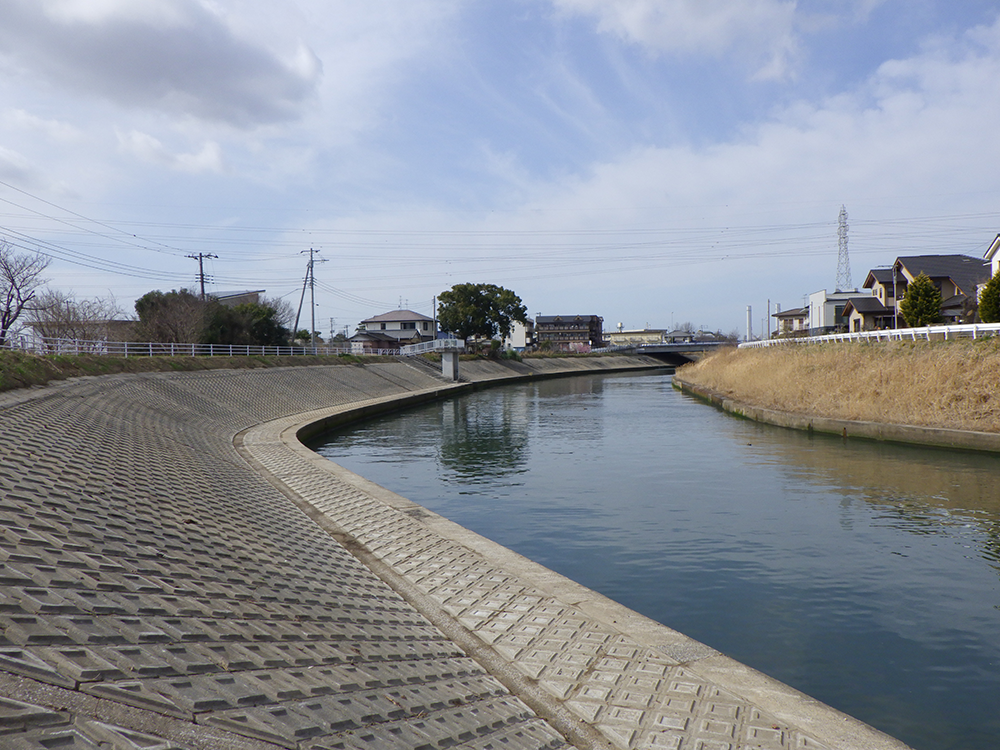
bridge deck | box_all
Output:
[0,357,909,749]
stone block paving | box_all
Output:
[0,363,578,749]
[254,463,811,750]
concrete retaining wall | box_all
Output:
[673,373,1000,453]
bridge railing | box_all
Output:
[400,338,465,356]
[739,323,1000,348]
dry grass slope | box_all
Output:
[677,339,1000,433]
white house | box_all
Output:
[985,234,1000,278]
[503,320,535,351]
[350,309,437,352]
[807,289,872,335]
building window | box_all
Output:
[380,323,386,330]
[402,322,416,330]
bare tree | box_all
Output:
[262,295,295,331]
[0,242,50,346]
[28,290,124,351]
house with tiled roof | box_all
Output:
[892,255,989,324]
[843,297,895,332]
[349,309,437,353]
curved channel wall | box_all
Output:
[0,356,911,750]
[672,373,1000,453]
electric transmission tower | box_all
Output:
[836,205,852,292]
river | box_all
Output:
[311,371,1000,750]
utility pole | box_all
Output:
[187,253,218,299]
[293,249,327,347]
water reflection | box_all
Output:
[728,423,1000,577]
[438,391,530,481]
[313,372,1000,750]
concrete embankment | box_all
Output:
[0,355,912,750]
[673,342,1000,453]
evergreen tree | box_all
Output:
[437,283,528,343]
[978,270,1000,324]
[898,273,941,327]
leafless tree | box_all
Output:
[28,290,125,351]
[262,295,295,330]
[0,241,50,347]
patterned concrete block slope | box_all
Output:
[0,356,909,750]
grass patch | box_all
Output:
[677,339,1000,433]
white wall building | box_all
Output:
[985,234,1000,278]
[807,289,872,334]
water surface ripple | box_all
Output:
[312,372,1000,750]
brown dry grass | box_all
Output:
[676,339,1000,433]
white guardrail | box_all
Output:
[740,322,1000,348]
[2,335,359,358]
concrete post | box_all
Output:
[442,351,459,381]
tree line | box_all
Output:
[0,242,300,348]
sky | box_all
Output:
[2,0,1000,339]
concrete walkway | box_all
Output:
[0,357,912,749]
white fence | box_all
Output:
[2,334,357,358]
[740,323,1000,349]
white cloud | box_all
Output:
[2,109,82,143]
[0,147,35,185]
[551,0,800,77]
[40,0,190,26]
[117,130,224,174]
[0,0,321,127]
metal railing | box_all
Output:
[740,322,1000,348]
[2,334,358,358]
[400,338,465,356]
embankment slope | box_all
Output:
[674,340,1000,450]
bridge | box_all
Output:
[600,340,726,365]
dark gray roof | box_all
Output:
[895,255,990,296]
[537,315,601,323]
[773,306,808,318]
[844,297,892,314]
[349,331,402,343]
[863,268,895,288]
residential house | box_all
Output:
[503,319,535,351]
[843,297,895,332]
[350,309,436,353]
[535,315,604,352]
[892,255,989,324]
[807,289,872,335]
[862,268,900,311]
[771,306,809,336]
[984,234,1000,278]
